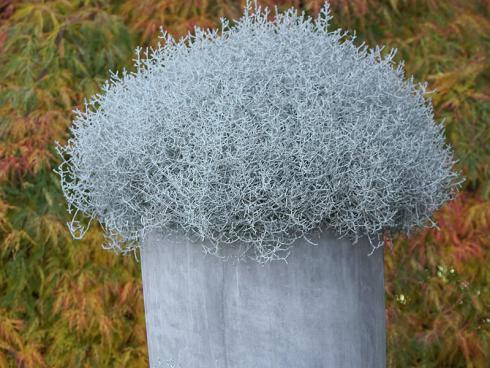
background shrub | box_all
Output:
[0,0,488,366]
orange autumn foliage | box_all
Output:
[0,0,489,367]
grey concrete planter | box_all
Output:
[141,230,385,368]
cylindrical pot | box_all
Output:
[140,230,385,368]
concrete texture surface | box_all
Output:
[141,230,385,368]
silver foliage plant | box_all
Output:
[56,1,461,263]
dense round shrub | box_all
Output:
[56,2,461,263]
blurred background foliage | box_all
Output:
[0,0,488,366]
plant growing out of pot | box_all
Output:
[56,1,461,367]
